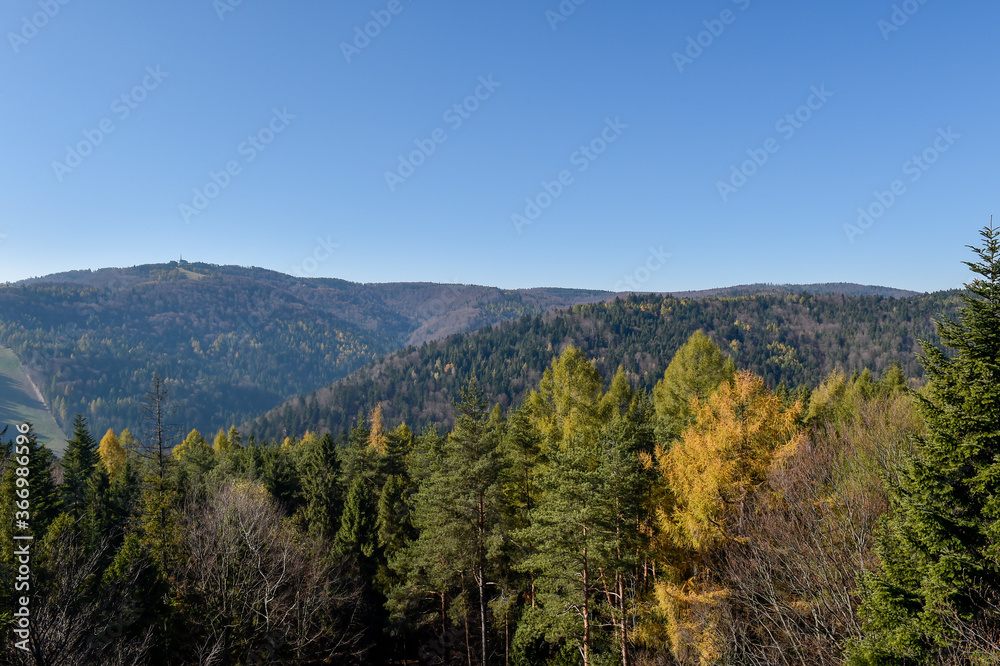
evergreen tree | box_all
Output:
[334,475,378,568]
[851,223,1000,664]
[0,424,61,552]
[376,473,413,591]
[297,432,343,540]
[517,439,606,666]
[395,380,506,666]
[597,418,650,666]
[62,414,99,515]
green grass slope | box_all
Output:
[0,347,67,454]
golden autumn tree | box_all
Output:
[119,427,137,454]
[98,428,127,480]
[213,428,229,453]
[650,370,804,665]
[368,403,387,455]
[661,369,803,550]
[652,330,735,444]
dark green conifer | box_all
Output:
[851,223,1000,663]
[62,414,99,515]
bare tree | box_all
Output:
[1,518,155,666]
[140,372,181,481]
[174,481,370,664]
[716,392,921,665]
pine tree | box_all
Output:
[62,414,99,515]
[396,380,505,666]
[517,439,605,666]
[850,223,1000,663]
[595,407,652,666]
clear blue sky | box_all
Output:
[2,0,997,292]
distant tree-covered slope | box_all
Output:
[0,262,612,440]
[664,282,920,299]
[248,291,961,440]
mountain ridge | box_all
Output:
[247,289,961,441]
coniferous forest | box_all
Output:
[2,224,1000,665]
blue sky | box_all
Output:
[1,0,997,292]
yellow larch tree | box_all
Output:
[98,428,126,480]
[660,369,803,551]
[368,403,387,455]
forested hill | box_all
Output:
[0,262,612,441]
[665,282,920,299]
[248,290,961,440]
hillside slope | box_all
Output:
[248,290,960,440]
[0,347,68,452]
[0,262,611,439]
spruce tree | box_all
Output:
[851,223,1000,663]
[0,424,61,548]
[334,475,378,567]
[62,414,99,515]
[298,432,343,540]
